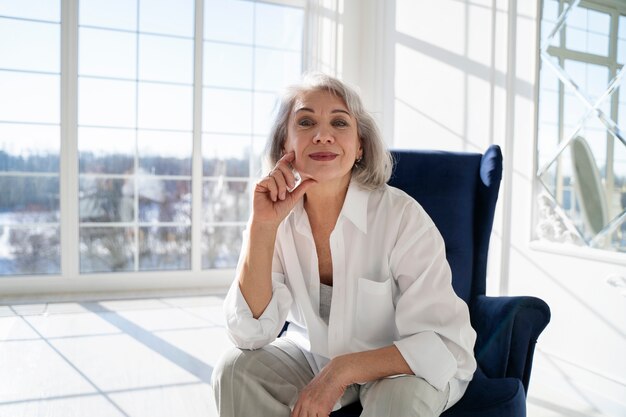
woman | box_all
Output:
[212,73,477,417]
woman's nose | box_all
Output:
[313,127,334,143]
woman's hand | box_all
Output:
[291,358,350,417]
[252,151,315,227]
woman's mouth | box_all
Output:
[308,152,338,161]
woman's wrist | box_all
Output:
[329,354,358,387]
[249,218,280,237]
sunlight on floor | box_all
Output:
[0,296,613,417]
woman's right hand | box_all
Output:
[252,151,316,227]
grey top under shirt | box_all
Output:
[319,283,333,325]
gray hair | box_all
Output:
[266,73,392,190]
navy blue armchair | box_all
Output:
[331,146,551,417]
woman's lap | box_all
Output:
[212,340,448,417]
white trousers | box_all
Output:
[212,338,449,417]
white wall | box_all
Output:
[340,0,626,414]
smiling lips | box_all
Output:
[308,152,338,161]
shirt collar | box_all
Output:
[341,179,369,234]
[291,178,370,235]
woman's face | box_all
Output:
[283,90,362,185]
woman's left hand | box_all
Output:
[291,358,350,417]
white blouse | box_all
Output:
[223,180,477,410]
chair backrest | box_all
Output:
[388,146,503,303]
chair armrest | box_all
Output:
[470,295,550,392]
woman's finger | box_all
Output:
[273,161,297,190]
[269,168,289,200]
[259,174,279,202]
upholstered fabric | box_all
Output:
[330,146,550,417]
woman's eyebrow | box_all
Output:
[293,107,351,115]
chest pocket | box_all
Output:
[355,277,396,343]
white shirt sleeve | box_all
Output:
[390,203,477,391]
[222,228,294,350]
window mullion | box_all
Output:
[192,0,205,272]
[60,0,80,279]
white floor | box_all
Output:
[0,296,616,417]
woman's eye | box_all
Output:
[332,119,348,127]
[298,119,314,127]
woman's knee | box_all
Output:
[361,377,449,417]
[212,347,263,388]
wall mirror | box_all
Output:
[536,0,626,252]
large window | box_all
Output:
[0,0,305,277]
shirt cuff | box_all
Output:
[224,276,290,350]
[393,331,457,391]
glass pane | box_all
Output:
[563,92,587,137]
[79,0,137,31]
[79,177,134,222]
[204,0,253,44]
[0,123,59,173]
[0,71,59,124]
[585,32,609,57]
[202,134,250,177]
[614,141,626,215]
[252,135,266,178]
[0,0,60,22]
[587,8,610,35]
[137,82,193,130]
[253,92,278,136]
[78,127,135,174]
[619,38,626,65]
[139,0,194,37]
[203,180,249,222]
[138,130,192,176]
[538,89,558,125]
[138,179,191,223]
[565,6,610,57]
[0,226,60,276]
[202,225,244,269]
[620,102,626,128]
[79,27,136,79]
[542,0,559,23]
[566,26,609,57]
[80,227,135,272]
[255,3,304,50]
[0,176,60,223]
[0,18,60,73]
[78,77,136,128]
[203,88,252,134]
[567,5,587,30]
[563,60,609,102]
[139,34,193,84]
[139,226,190,270]
[537,122,559,168]
[254,49,302,92]
[203,42,253,89]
